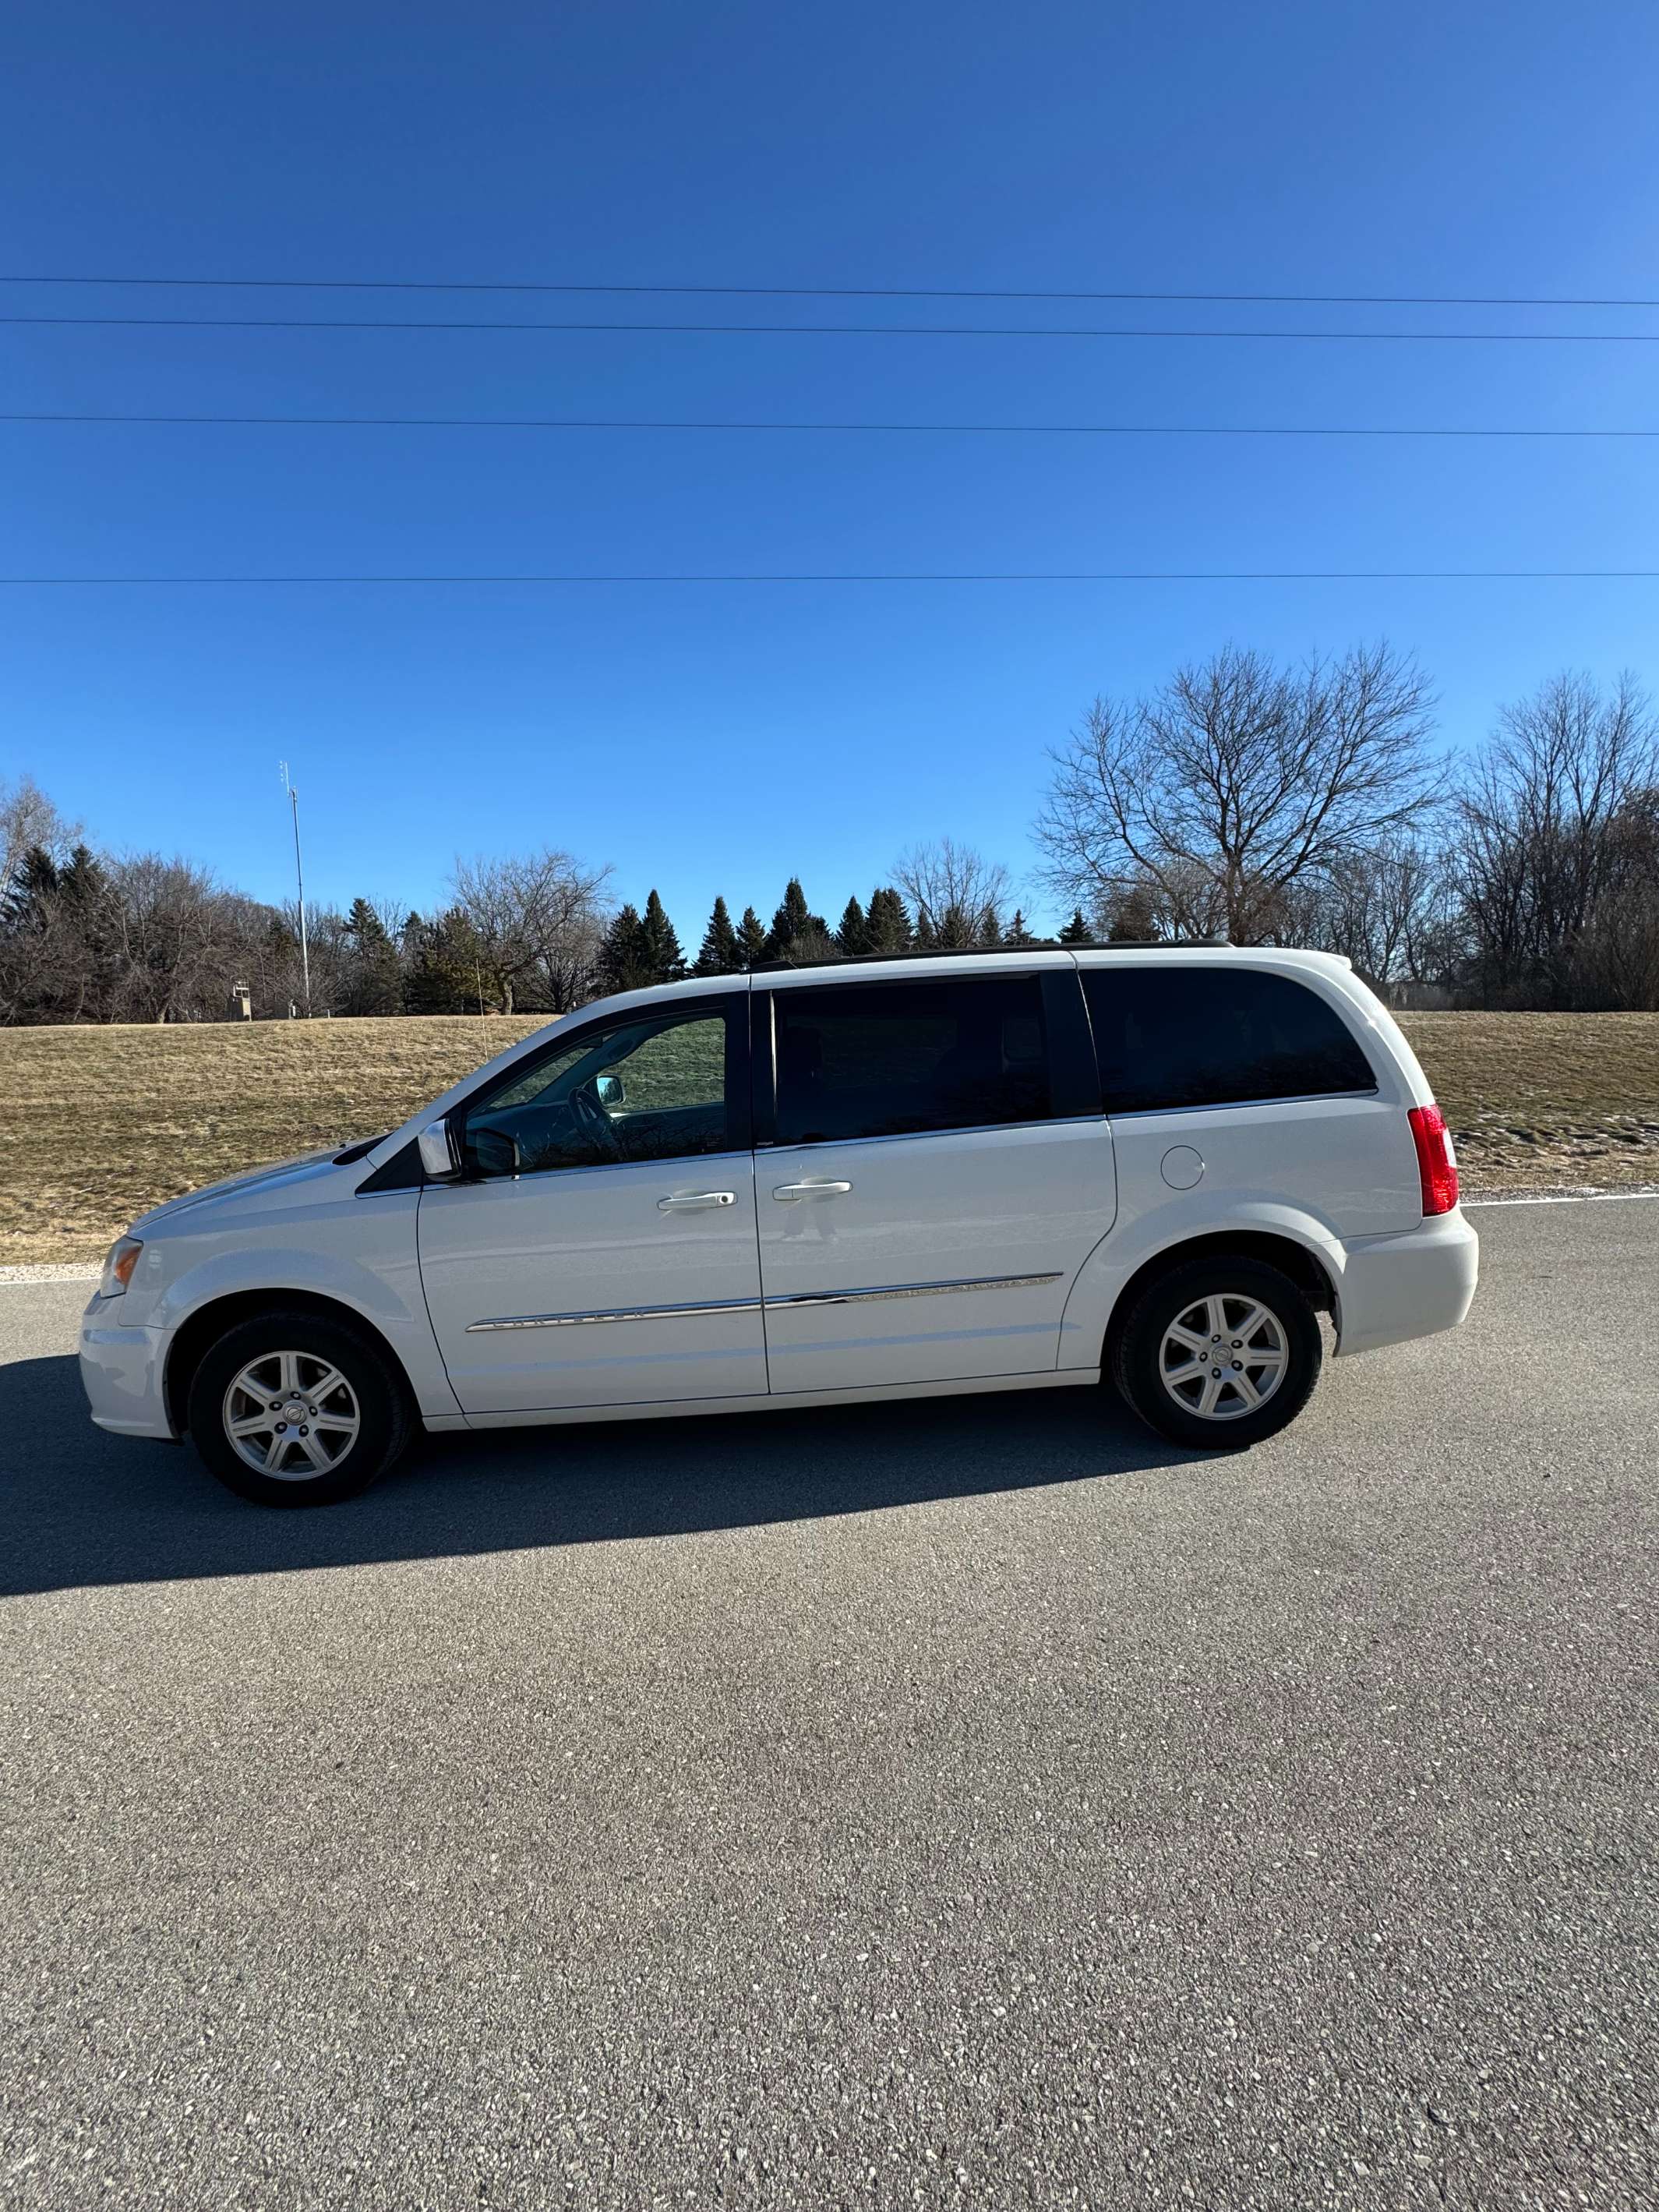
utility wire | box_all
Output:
[5,273,1659,309]
[3,411,1655,437]
[2,571,1654,586]
[6,314,1659,343]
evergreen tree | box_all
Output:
[1059,907,1092,945]
[979,905,1003,947]
[266,909,300,965]
[735,904,769,966]
[934,902,978,949]
[835,895,870,956]
[343,896,402,1016]
[7,844,121,1019]
[695,895,743,974]
[60,845,116,976]
[447,909,489,1012]
[345,896,388,947]
[637,889,685,983]
[914,905,938,949]
[1006,908,1034,945]
[59,843,109,909]
[3,845,58,929]
[597,903,651,994]
[403,908,486,1014]
[864,886,914,954]
[764,877,827,961]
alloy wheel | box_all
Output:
[1157,1293,1289,1422]
[222,1349,362,1479]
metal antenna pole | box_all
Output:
[280,762,312,1015]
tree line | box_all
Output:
[0,800,1043,1026]
[4,646,1657,1023]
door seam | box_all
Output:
[411,1184,468,1419]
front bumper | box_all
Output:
[79,1296,175,1438]
[1335,1209,1479,1357]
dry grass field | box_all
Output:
[1400,1011,1659,1196]
[3,1010,1657,1266]
[2,1016,543,1267]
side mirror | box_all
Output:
[470,1125,520,1176]
[418,1118,459,1178]
[595,1072,627,1109]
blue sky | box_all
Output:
[3,0,1657,938]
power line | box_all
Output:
[5,273,1659,309]
[5,412,1656,437]
[6,314,1659,343]
[1,570,1654,585]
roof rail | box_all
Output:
[745,938,1230,974]
[1052,938,1234,952]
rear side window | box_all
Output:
[1081,966,1375,1114]
[772,975,1052,1145]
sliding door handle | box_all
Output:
[772,1180,852,1202]
[657,1191,737,1212]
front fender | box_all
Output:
[1056,1193,1352,1370]
[155,1233,461,1421]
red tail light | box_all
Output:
[1407,1103,1459,1216]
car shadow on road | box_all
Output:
[4,1351,1198,1597]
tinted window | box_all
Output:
[1082,966,1375,1113]
[462,1005,733,1176]
[772,977,1051,1145]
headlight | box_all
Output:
[99,1236,143,1298]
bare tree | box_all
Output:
[2,774,77,904]
[96,856,249,1022]
[1570,790,1659,1009]
[1036,643,1441,944]
[1455,671,1659,1006]
[451,848,613,1014]
[1094,862,1223,943]
[1295,834,1459,986]
[892,838,1014,945]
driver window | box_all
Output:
[462,1007,732,1177]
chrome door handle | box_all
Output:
[772,1180,852,1201]
[657,1191,737,1212]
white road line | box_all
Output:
[0,1264,101,1286]
[1463,1190,1659,1209]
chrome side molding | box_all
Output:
[468,1296,763,1333]
[466,1272,1063,1334]
[769,1272,1062,1309]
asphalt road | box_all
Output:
[2,1203,1656,2211]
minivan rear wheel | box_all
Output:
[1112,1255,1322,1451]
[187,1309,413,1507]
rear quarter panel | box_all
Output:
[1057,952,1432,1370]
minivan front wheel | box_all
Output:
[1112,1256,1322,1451]
[187,1309,413,1506]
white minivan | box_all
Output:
[80,947,1477,1506]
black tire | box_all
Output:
[1110,1254,1322,1451]
[187,1308,414,1507]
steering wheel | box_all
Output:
[571,1080,623,1159]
